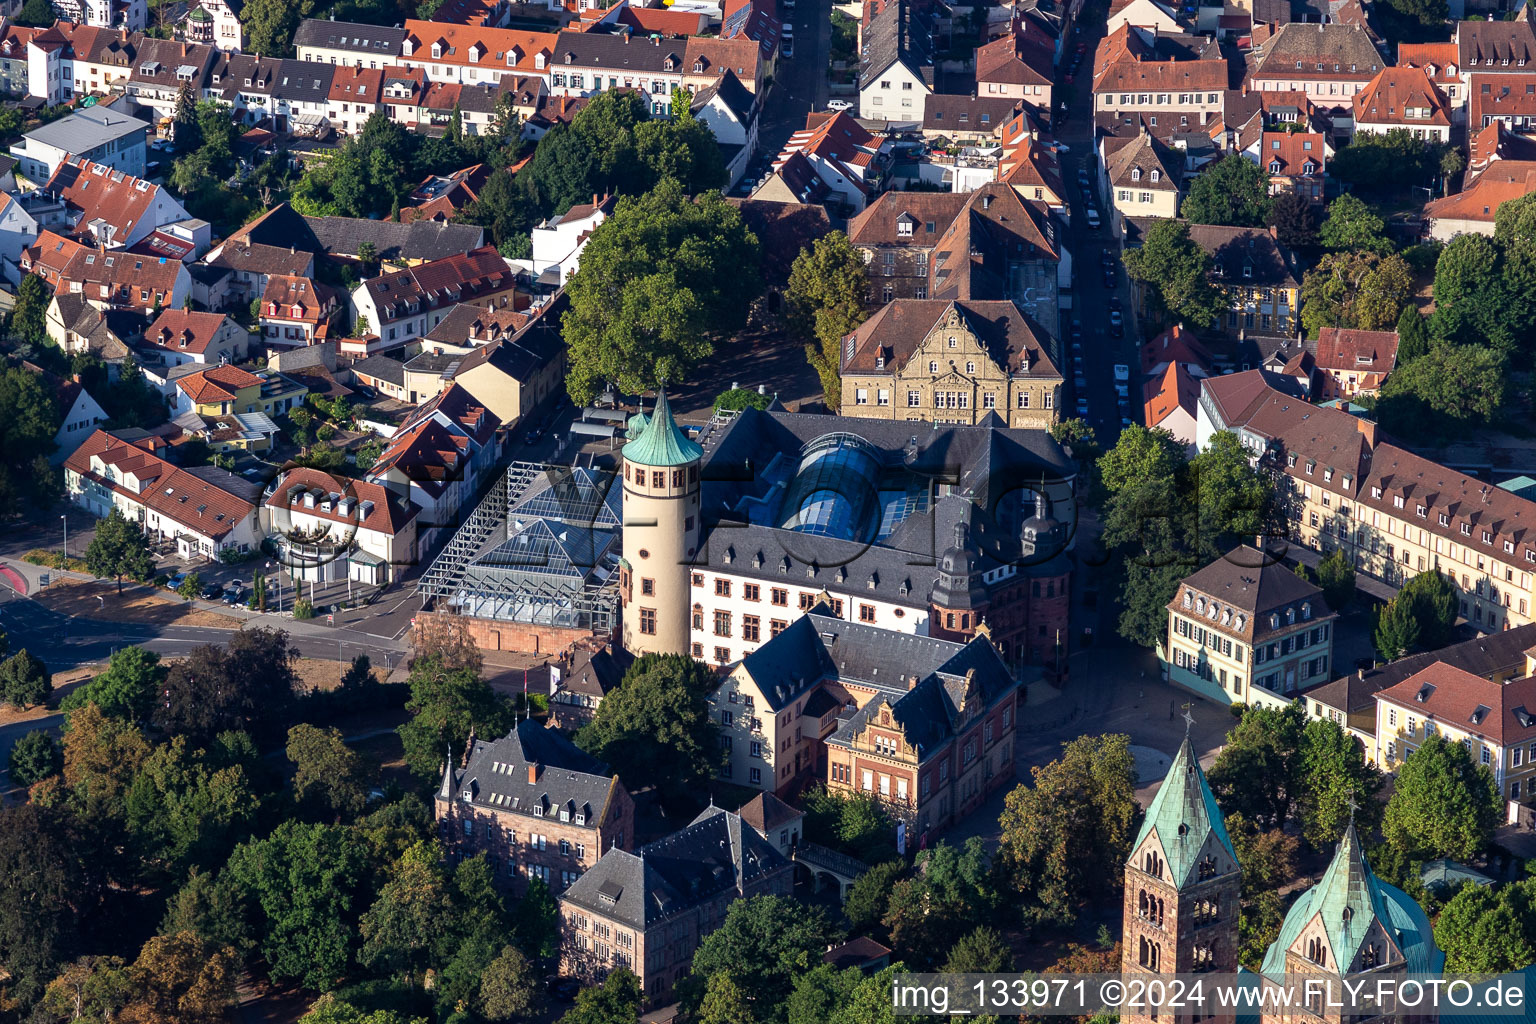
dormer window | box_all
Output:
[431,43,441,58]
[1132,166,1142,181]
[897,219,913,237]
[1150,169,1161,182]
[1270,161,1281,173]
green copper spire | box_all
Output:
[1133,734,1237,889]
[1298,822,1396,971]
[622,388,702,468]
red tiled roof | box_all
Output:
[265,466,419,535]
[177,364,262,405]
[1254,130,1327,175]
[1353,65,1452,127]
[145,309,236,356]
[1378,661,1536,747]
[1470,72,1536,126]
[1398,41,1460,85]
[367,416,471,497]
[1143,360,1201,429]
[56,247,183,306]
[261,274,338,325]
[1425,159,1536,223]
[23,229,91,283]
[63,429,256,540]
[401,20,556,75]
[1139,323,1213,377]
[328,64,384,103]
[362,246,514,326]
[1315,327,1399,376]
[44,157,167,243]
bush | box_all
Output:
[176,571,202,601]
[713,387,772,413]
[292,598,315,620]
[217,547,259,565]
[8,729,61,785]
[317,423,337,442]
[22,549,88,573]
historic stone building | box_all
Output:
[1121,732,1242,1024]
[837,300,1063,430]
[435,720,634,895]
[1121,723,1445,1024]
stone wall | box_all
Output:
[416,610,604,655]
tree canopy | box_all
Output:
[786,231,871,407]
[84,508,155,593]
[1382,733,1500,862]
[691,895,837,1023]
[1122,220,1226,329]
[1180,154,1272,227]
[575,652,721,800]
[563,179,761,403]
[1317,194,1392,253]
[1299,250,1414,338]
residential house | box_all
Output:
[63,428,263,560]
[1297,622,1536,751]
[527,194,613,287]
[1375,661,1536,814]
[858,0,934,122]
[1184,224,1301,338]
[845,182,1059,304]
[690,68,758,185]
[349,246,516,355]
[1164,543,1337,707]
[737,791,803,857]
[202,204,317,306]
[258,274,342,349]
[681,36,764,98]
[269,58,335,136]
[50,0,145,31]
[365,381,501,528]
[24,25,74,106]
[762,110,889,214]
[142,308,247,366]
[1143,360,1201,450]
[1091,24,1228,125]
[22,229,90,290]
[171,363,306,418]
[837,299,1062,429]
[122,37,218,120]
[1247,22,1384,108]
[1313,326,1398,399]
[12,103,149,183]
[53,246,192,314]
[39,157,191,249]
[438,719,635,893]
[1352,65,1452,142]
[1241,130,1327,201]
[549,643,634,730]
[261,467,420,584]
[294,19,406,68]
[1456,20,1536,112]
[558,804,789,1006]
[0,192,39,283]
[975,9,1055,109]
[1107,0,1179,33]
[1196,369,1536,633]
[430,300,563,426]
[325,64,384,136]
[46,292,141,361]
[28,361,109,464]
[716,0,777,89]
[539,31,684,118]
[919,93,1024,148]
[998,134,1069,211]
[350,355,408,401]
[401,162,489,223]
[0,23,37,97]
[1103,128,1182,226]
[1424,158,1536,239]
[398,20,557,88]
[180,0,242,51]
[302,210,486,264]
[1469,73,1536,136]
[1398,40,1465,119]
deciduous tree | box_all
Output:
[559,967,643,1024]
[1267,191,1319,250]
[358,842,453,987]
[122,930,239,1024]
[477,944,540,1021]
[998,733,1137,926]
[575,652,720,796]
[1395,305,1430,363]
[1295,718,1383,845]
[0,804,99,1003]
[287,723,370,821]
[786,231,871,407]
[84,508,155,593]
[1383,734,1500,861]
[397,654,511,782]
[1315,547,1356,611]
[691,895,836,1019]
[1434,879,1536,973]
[124,735,260,882]
[1122,221,1226,329]
[1180,154,1272,227]
[1318,194,1392,253]
[154,627,299,743]
[884,839,1000,967]
[942,925,1013,973]
[61,646,164,723]
[842,860,905,934]
[563,179,761,403]
[1208,702,1304,827]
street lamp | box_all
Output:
[60,514,67,560]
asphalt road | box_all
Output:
[752,0,835,181]
[1053,11,1145,445]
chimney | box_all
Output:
[527,762,542,783]
[907,674,919,690]
[1357,666,1366,681]
[1356,418,1379,446]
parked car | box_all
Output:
[1109,310,1124,330]
[202,582,225,601]
[1109,319,1124,339]
[1070,319,1083,340]
[781,21,793,37]
[165,572,187,591]
[1113,363,1130,381]
[547,978,580,1002]
[1085,207,1101,228]
[827,99,853,111]
[1074,372,1088,389]
[223,585,247,606]
[1075,396,1090,415]
[1108,296,1123,312]
[783,37,795,56]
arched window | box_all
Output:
[1198,854,1217,881]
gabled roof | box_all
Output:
[1353,65,1451,126]
[1132,734,1237,888]
[294,18,406,54]
[1378,661,1536,748]
[1252,22,1383,81]
[445,719,620,824]
[1397,41,1460,85]
[1143,360,1201,430]
[176,363,262,404]
[360,246,513,326]
[63,428,257,539]
[326,64,384,103]
[144,308,235,356]
[261,274,337,324]
[1250,130,1326,175]
[1425,159,1536,223]
[1314,327,1398,376]
[860,0,935,89]
[44,157,170,244]
[1470,72,1536,126]
[1458,19,1536,70]
[1185,224,1298,287]
[840,298,1059,378]
[266,466,419,536]
[692,67,756,124]
[402,20,557,75]
[1105,131,1182,189]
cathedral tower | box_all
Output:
[619,390,702,657]
[1122,726,1242,1024]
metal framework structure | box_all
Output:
[416,460,620,633]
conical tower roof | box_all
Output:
[1132,735,1237,888]
[1304,823,1396,970]
[622,389,702,468]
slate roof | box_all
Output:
[294,18,406,55]
[1185,224,1299,287]
[840,298,1060,379]
[861,0,935,89]
[560,644,634,701]
[270,59,334,103]
[1299,623,1536,717]
[1173,544,1331,644]
[559,805,789,930]
[444,719,621,824]
[692,67,756,124]
[1133,734,1237,888]
[303,214,485,262]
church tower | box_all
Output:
[619,390,702,657]
[1122,725,1241,1024]
[1258,820,1443,1024]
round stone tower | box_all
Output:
[619,389,703,657]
